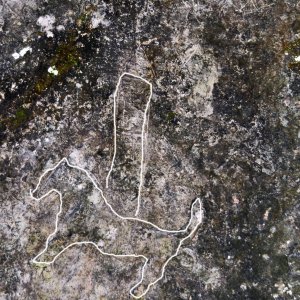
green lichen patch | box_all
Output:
[0,35,80,133]
[166,111,179,125]
[76,4,96,30]
[284,38,300,72]
[166,111,176,123]
[284,37,300,56]
[12,107,30,128]
[34,32,80,94]
[0,5,101,137]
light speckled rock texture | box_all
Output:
[1,0,300,299]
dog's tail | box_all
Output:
[185,198,204,237]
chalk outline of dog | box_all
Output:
[30,72,204,299]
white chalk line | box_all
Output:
[30,72,204,299]
[105,72,153,217]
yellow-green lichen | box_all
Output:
[1,7,98,132]
[12,107,29,128]
[34,34,80,94]
[166,111,176,123]
[284,37,300,72]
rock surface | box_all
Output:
[1,0,300,299]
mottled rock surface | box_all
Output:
[1,0,300,299]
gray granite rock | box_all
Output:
[1,1,300,299]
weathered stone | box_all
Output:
[1,1,299,299]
